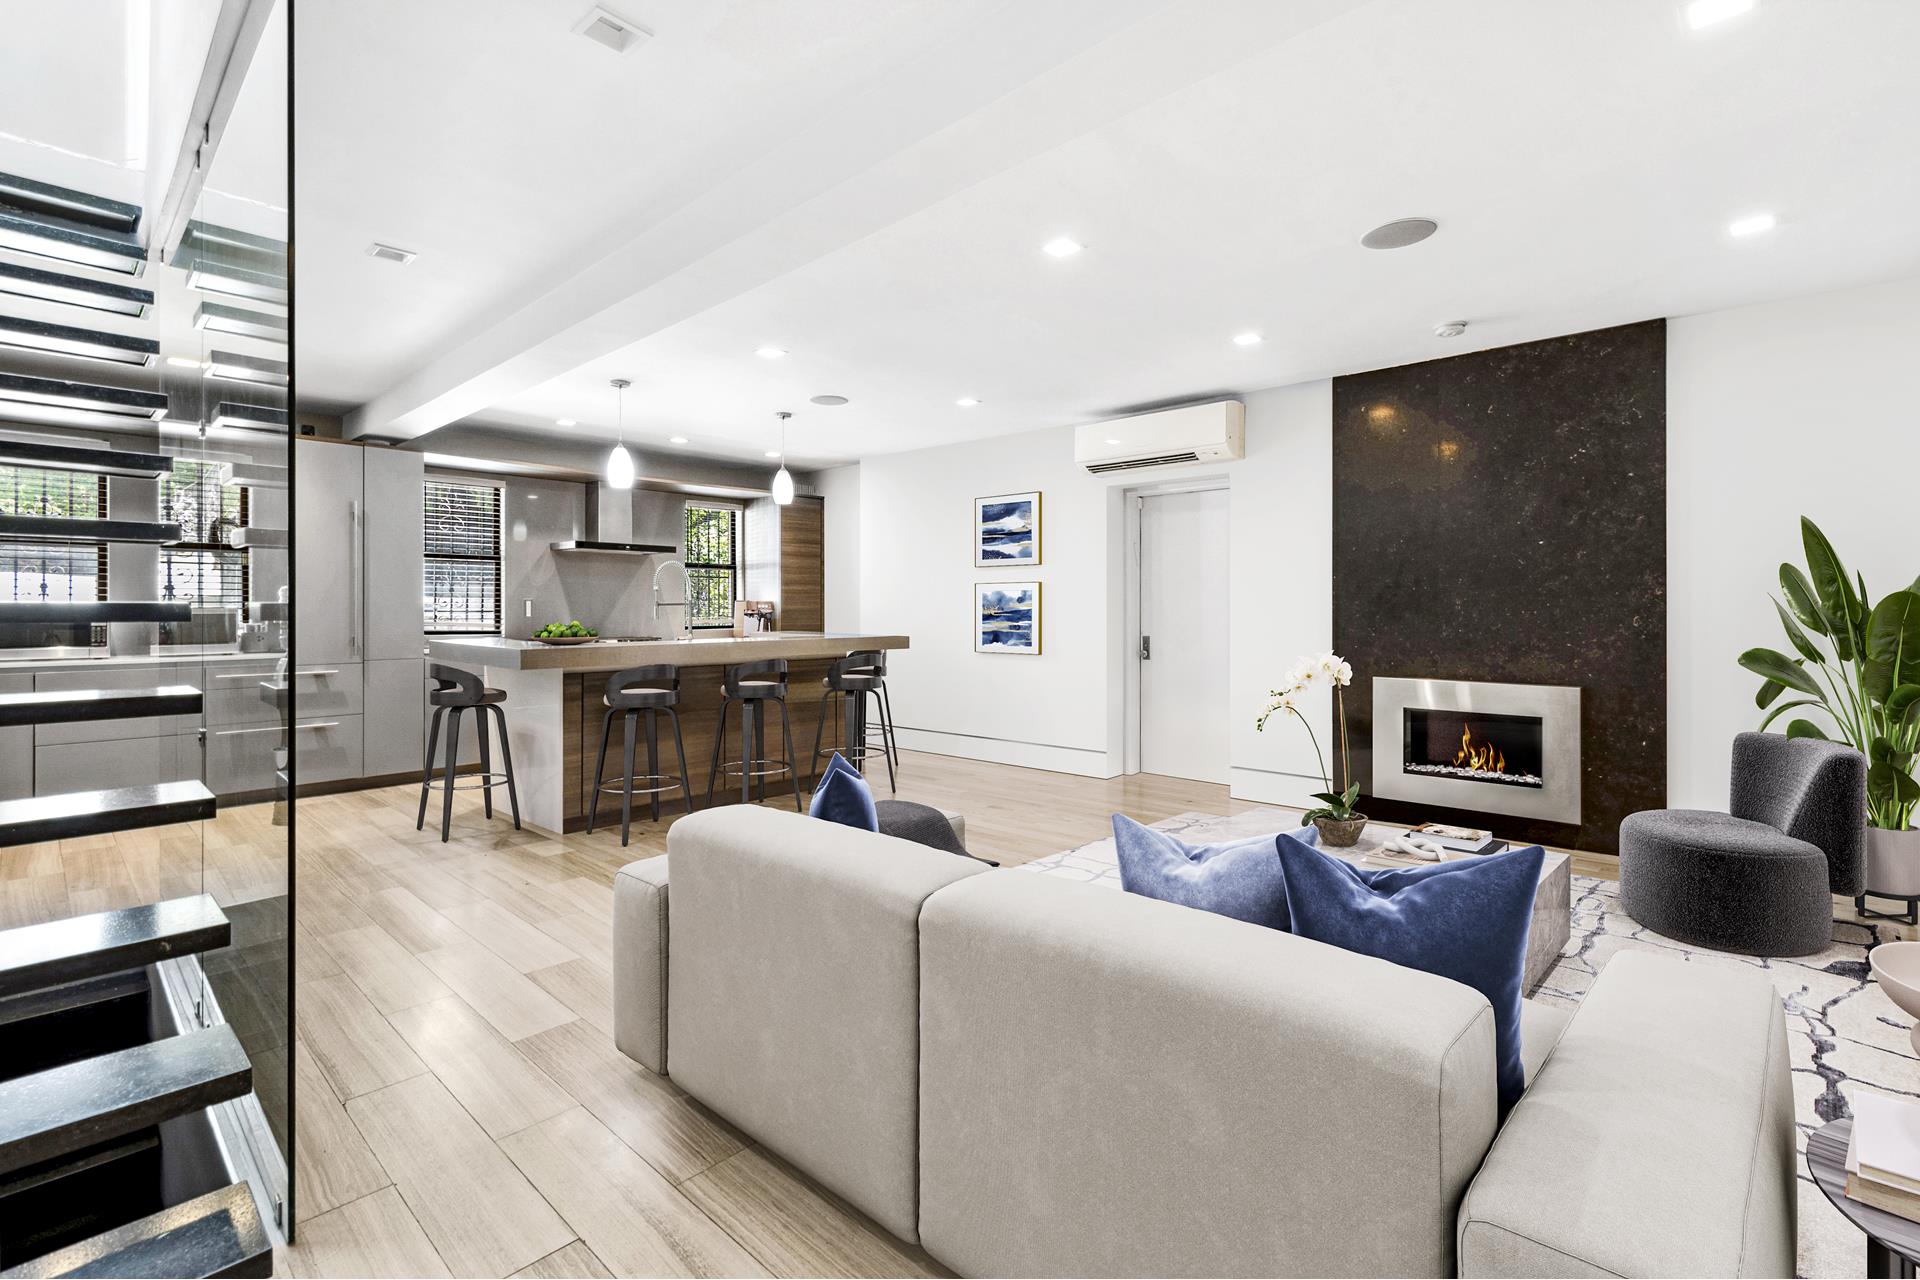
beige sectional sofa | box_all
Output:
[614,807,1796,1278]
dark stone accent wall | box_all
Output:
[1331,320,1666,854]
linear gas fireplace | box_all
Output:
[1372,677,1582,824]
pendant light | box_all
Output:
[606,377,635,489]
[771,410,794,506]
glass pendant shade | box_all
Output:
[772,465,794,505]
[606,442,635,489]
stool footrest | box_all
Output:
[595,776,688,798]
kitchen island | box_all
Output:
[425,632,909,833]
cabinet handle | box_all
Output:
[214,671,278,680]
[349,499,364,660]
[213,721,338,737]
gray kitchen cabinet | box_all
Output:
[365,657,425,777]
[205,720,282,796]
[295,714,362,784]
[293,439,364,667]
[0,674,31,800]
[37,733,201,795]
[363,448,425,662]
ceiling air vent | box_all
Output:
[574,6,652,54]
[366,242,416,265]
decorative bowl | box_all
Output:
[532,635,598,645]
[1869,940,1920,1054]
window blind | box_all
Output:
[424,480,502,634]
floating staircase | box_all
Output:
[0,168,275,1276]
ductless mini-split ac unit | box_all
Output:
[1072,400,1245,473]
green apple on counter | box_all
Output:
[533,620,597,638]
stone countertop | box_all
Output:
[426,632,910,671]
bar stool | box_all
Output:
[850,649,901,776]
[810,650,898,794]
[417,664,521,843]
[706,658,804,812]
[587,664,692,846]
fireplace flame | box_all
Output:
[1454,724,1508,776]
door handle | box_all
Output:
[1140,635,1151,661]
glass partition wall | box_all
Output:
[0,2,292,1271]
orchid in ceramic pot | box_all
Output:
[1738,518,1920,905]
[1258,652,1366,845]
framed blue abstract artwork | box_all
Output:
[974,491,1041,566]
[976,581,1041,655]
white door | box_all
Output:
[1138,487,1230,783]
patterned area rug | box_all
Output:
[1020,810,1919,1280]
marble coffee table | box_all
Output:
[1021,810,1573,993]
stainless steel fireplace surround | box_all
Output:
[1372,677,1582,824]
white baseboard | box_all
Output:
[893,726,1117,778]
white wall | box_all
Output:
[817,464,862,632]
[1667,273,1920,809]
[845,382,1335,799]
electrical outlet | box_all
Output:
[524,599,533,618]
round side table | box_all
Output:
[1808,1118,1920,1279]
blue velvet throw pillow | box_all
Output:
[1113,814,1320,931]
[1274,832,1544,1116]
[809,753,878,832]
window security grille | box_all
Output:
[685,503,738,627]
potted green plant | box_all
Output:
[1739,518,1920,904]
[1257,652,1366,846]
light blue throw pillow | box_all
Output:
[1275,831,1544,1116]
[809,753,878,832]
[1113,814,1319,931]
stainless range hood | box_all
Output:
[551,482,679,556]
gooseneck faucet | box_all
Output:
[652,559,692,640]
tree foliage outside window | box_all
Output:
[685,504,738,627]
[160,460,249,607]
[0,466,106,612]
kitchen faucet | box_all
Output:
[652,559,692,640]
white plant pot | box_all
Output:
[1864,825,1920,899]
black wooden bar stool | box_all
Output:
[417,663,521,842]
[810,650,898,793]
[706,658,804,811]
[587,664,692,846]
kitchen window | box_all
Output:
[684,502,738,628]
[424,479,502,634]
[159,459,249,608]
[0,465,107,643]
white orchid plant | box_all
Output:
[1257,651,1362,823]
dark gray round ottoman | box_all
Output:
[1619,809,1833,956]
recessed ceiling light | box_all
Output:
[556,418,576,426]
[809,394,848,406]
[764,450,782,458]
[1361,218,1438,250]
[1232,331,1262,347]
[1728,211,1777,238]
[955,397,980,408]
[755,346,787,360]
[1434,320,1469,338]
[669,436,689,444]
[366,242,416,265]
[166,355,207,369]
[1686,0,1754,30]
[1041,237,1083,258]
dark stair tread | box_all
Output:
[0,1181,270,1279]
[0,373,168,421]
[0,782,217,848]
[0,1025,251,1176]
[0,262,152,318]
[0,440,172,479]
[0,515,182,546]
[0,602,193,625]
[0,210,145,276]
[0,894,228,1000]
[0,686,202,727]
[0,970,149,1030]
[0,316,158,367]
[0,172,142,236]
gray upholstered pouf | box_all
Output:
[1619,809,1833,956]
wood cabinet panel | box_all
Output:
[778,497,825,632]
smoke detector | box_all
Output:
[1433,320,1468,339]
[366,242,416,265]
[573,6,652,53]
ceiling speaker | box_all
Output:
[1361,218,1439,250]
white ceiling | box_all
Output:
[292,0,1920,467]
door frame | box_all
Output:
[1122,477,1231,776]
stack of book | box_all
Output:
[1409,822,1508,856]
[1847,1092,1920,1221]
